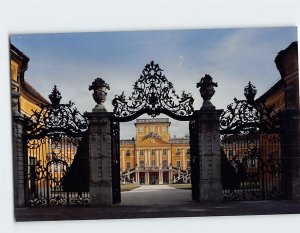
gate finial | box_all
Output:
[89,77,110,112]
[196,74,218,109]
[244,82,257,104]
[49,85,62,109]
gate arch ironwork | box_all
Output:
[111,61,197,202]
[220,82,283,201]
[24,86,90,206]
[112,61,195,122]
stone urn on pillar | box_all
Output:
[196,74,218,109]
[89,77,110,112]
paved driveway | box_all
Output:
[15,185,300,221]
[121,185,192,206]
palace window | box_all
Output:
[163,160,168,169]
[140,150,144,156]
[150,126,155,132]
[139,127,144,133]
[176,160,181,169]
[126,150,130,156]
[162,127,166,133]
[126,161,131,170]
[176,148,181,155]
[151,149,156,155]
[163,149,167,155]
[29,156,36,166]
[151,160,156,168]
[140,160,145,168]
[187,149,190,155]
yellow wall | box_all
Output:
[11,60,19,83]
[19,95,42,116]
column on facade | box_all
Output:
[158,171,163,184]
[122,150,125,172]
[148,149,151,168]
[136,172,140,184]
[167,149,171,167]
[182,148,186,170]
[169,148,173,183]
[136,149,139,168]
[159,149,163,184]
[156,150,159,167]
[145,149,148,167]
[159,149,163,168]
[135,149,139,184]
[146,171,150,185]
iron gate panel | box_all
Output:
[189,119,200,200]
[111,121,121,204]
[24,86,90,206]
[220,82,283,201]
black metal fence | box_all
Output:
[221,131,283,201]
[24,86,90,206]
[220,82,283,201]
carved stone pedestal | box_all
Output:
[85,112,113,206]
[194,109,223,202]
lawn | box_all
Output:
[121,184,141,192]
[168,183,192,190]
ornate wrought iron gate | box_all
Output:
[24,86,90,206]
[111,61,196,200]
[220,83,283,201]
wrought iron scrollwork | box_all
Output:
[28,194,47,206]
[25,85,88,139]
[25,86,90,207]
[220,82,283,201]
[69,195,89,206]
[112,61,194,121]
[220,82,280,133]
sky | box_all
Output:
[10,27,297,139]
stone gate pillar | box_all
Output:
[195,74,223,202]
[85,78,113,206]
[12,89,27,207]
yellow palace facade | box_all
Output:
[120,118,191,185]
